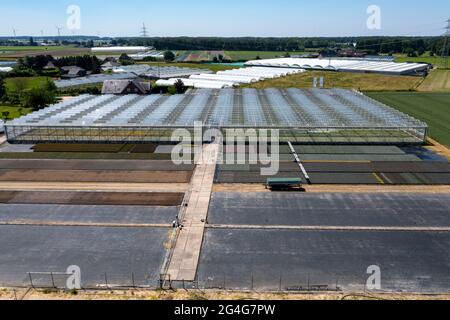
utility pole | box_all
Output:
[140,23,148,37]
[12,28,17,38]
[56,26,62,37]
[441,19,450,69]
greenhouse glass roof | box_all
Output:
[8,88,426,129]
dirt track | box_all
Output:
[426,138,450,160]
[0,170,193,183]
[1,288,449,301]
[0,182,189,192]
[0,190,184,206]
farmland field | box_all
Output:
[0,46,90,58]
[394,54,450,67]
[225,51,287,61]
[367,92,450,147]
[245,71,423,91]
[139,61,237,72]
[417,69,450,92]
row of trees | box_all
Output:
[14,55,102,77]
[0,76,58,113]
[114,36,446,55]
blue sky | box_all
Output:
[1,0,449,37]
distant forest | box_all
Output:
[114,37,446,55]
[0,36,447,55]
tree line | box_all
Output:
[112,36,446,55]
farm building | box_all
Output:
[245,58,430,76]
[61,66,87,79]
[101,79,151,94]
[4,88,427,144]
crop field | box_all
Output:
[417,69,450,92]
[0,46,90,58]
[224,51,286,61]
[367,92,450,147]
[394,54,450,67]
[245,71,423,91]
[140,61,237,72]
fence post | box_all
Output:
[50,272,56,288]
[104,272,108,289]
[28,273,34,289]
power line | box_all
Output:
[140,23,148,37]
[55,26,62,37]
[441,18,450,69]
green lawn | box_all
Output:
[0,105,33,120]
[394,54,450,67]
[5,76,52,92]
[367,92,450,147]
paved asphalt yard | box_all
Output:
[197,192,450,292]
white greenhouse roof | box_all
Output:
[245,58,430,75]
[156,67,306,89]
[8,88,427,130]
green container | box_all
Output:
[266,178,303,187]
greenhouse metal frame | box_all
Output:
[5,88,428,145]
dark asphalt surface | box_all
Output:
[0,225,170,288]
[208,193,450,227]
[0,204,179,224]
[198,229,450,292]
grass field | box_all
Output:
[245,71,423,91]
[0,105,33,120]
[417,69,450,92]
[0,46,89,58]
[225,51,287,61]
[394,54,450,67]
[139,61,238,72]
[5,76,52,92]
[367,92,450,147]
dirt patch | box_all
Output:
[0,170,193,183]
[426,138,450,160]
[0,191,184,206]
[1,288,449,301]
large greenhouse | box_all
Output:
[5,88,428,144]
